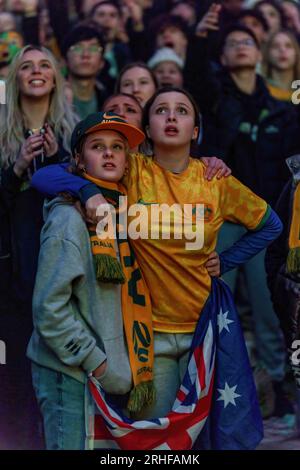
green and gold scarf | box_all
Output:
[83,174,155,414]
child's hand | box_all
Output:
[205,251,221,277]
[92,360,107,380]
[85,193,108,225]
[14,133,44,178]
[74,200,87,222]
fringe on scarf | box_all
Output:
[287,247,300,275]
[94,254,126,284]
[287,183,300,274]
[127,381,156,414]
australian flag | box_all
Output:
[86,278,263,450]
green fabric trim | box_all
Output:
[252,205,271,232]
[94,254,126,284]
[287,247,300,274]
[127,380,156,414]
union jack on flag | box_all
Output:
[85,279,263,450]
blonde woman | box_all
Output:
[262,29,300,101]
[0,45,77,450]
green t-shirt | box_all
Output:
[73,92,98,120]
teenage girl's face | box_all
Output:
[153,61,184,88]
[81,130,128,182]
[103,95,142,128]
[269,32,297,71]
[119,66,156,107]
[17,49,55,99]
[147,91,198,149]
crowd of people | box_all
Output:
[0,0,300,450]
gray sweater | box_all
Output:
[27,197,132,395]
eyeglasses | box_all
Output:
[225,38,256,49]
[69,44,103,55]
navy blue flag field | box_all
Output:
[85,278,263,450]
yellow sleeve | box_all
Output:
[218,175,268,230]
[121,152,143,190]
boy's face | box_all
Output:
[92,3,120,35]
[79,130,128,182]
[221,31,261,70]
[67,38,103,79]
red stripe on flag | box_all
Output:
[90,370,215,450]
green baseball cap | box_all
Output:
[71,111,145,155]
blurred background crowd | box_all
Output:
[1,0,300,450]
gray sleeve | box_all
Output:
[32,235,106,373]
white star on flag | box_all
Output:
[218,308,234,333]
[217,382,241,408]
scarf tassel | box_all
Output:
[287,247,300,275]
[94,254,126,284]
[127,381,156,414]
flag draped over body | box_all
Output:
[85,278,263,450]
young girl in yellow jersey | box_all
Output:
[120,87,282,420]
[31,88,282,444]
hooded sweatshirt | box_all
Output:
[27,197,132,395]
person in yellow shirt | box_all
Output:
[85,88,282,420]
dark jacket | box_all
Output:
[98,42,132,95]
[184,37,300,207]
[265,179,300,347]
[0,191,11,316]
[0,143,69,316]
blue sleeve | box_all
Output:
[219,208,283,275]
[31,163,101,203]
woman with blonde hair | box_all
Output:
[262,29,300,101]
[0,45,77,449]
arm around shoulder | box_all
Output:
[33,206,106,373]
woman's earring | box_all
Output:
[77,163,86,173]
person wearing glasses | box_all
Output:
[185,12,300,420]
[62,23,108,120]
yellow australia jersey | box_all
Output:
[124,153,268,333]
